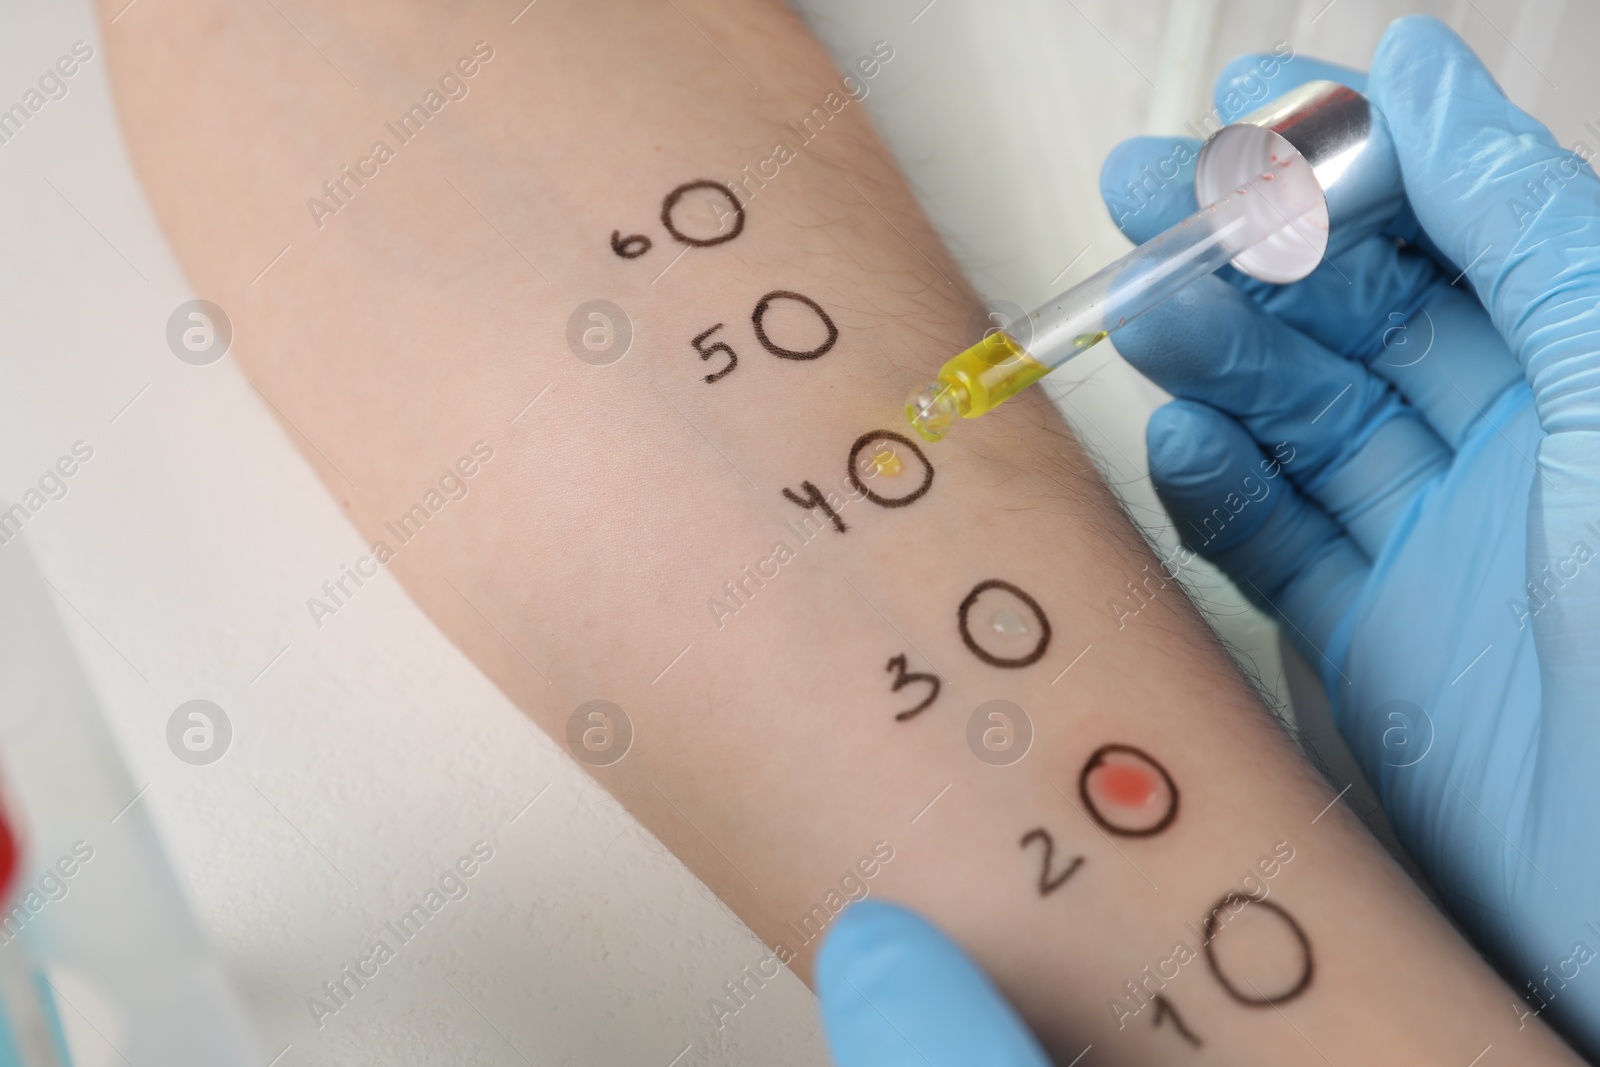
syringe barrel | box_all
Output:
[1010,81,1399,371]
[903,84,1403,442]
[1012,161,1325,371]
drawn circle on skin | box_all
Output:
[565,699,633,767]
[847,430,933,508]
[751,290,838,361]
[1078,743,1179,837]
[1202,894,1314,1006]
[965,699,1033,766]
[957,579,1051,668]
[660,179,745,247]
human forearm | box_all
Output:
[100,2,1577,1062]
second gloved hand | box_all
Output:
[816,901,1053,1067]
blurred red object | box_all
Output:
[0,805,16,899]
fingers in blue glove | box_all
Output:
[1148,399,1367,672]
[1115,276,1449,556]
[1210,45,1528,436]
[815,901,1053,1067]
[1371,15,1600,431]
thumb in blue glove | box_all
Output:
[816,901,1054,1067]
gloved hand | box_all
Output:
[1099,15,1600,1057]
[816,901,1053,1067]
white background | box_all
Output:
[0,0,1595,1063]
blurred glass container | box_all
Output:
[0,532,259,1065]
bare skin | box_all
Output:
[98,1,1577,1062]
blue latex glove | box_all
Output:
[1100,15,1600,1056]
[816,901,1053,1067]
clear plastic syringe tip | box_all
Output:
[905,379,967,442]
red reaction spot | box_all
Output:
[1099,762,1158,808]
[1079,744,1179,838]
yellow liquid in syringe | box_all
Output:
[906,329,1106,442]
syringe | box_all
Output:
[904,80,1402,443]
